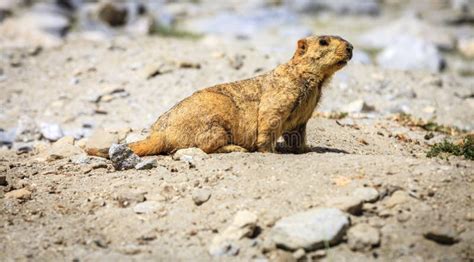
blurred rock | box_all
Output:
[40,122,64,142]
[98,2,128,27]
[126,15,155,36]
[376,36,445,73]
[271,208,349,251]
[286,0,380,15]
[0,3,68,48]
[37,136,83,161]
[15,116,39,143]
[181,8,307,40]
[341,99,375,113]
[359,16,455,51]
[84,129,119,151]
[0,128,15,148]
[457,37,474,58]
[109,143,141,171]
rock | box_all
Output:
[384,190,411,208]
[115,192,146,208]
[0,128,15,147]
[209,210,258,256]
[5,188,32,200]
[108,144,141,171]
[40,122,64,141]
[98,2,128,27]
[376,36,445,73]
[458,37,474,58]
[133,201,160,214]
[286,0,380,15]
[13,142,34,154]
[325,196,363,215]
[15,116,39,143]
[37,136,83,161]
[347,223,380,251]
[341,99,375,113]
[26,3,70,36]
[135,158,158,170]
[424,226,460,245]
[192,188,211,205]
[352,187,379,203]
[126,16,155,36]
[173,148,209,162]
[271,208,349,251]
[84,129,119,151]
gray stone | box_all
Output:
[326,196,363,215]
[352,187,379,203]
[271,208,349,251]
[209,211,258,256]
[133,201,160,214]
[424,226,460,245]
[108,144,141,170]
[173,147,209,162]
[40,122,64,141]
[347,223,380,251]
[376,36,445,73]
[192,189,211,206]
[135,158,157,170]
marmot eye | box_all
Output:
[319,39,329,46]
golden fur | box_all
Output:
[87,35,353,157]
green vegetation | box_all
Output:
[427,136,474,160]
[150,24,201,40]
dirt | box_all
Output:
[0,37,473,261]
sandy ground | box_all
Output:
[1,37,473,261]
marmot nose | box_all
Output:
[346,45,353,60]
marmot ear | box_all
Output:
[296,39,308,57]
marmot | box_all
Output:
[87,35,353,157]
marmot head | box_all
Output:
[292,35,353,76]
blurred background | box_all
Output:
[1,0,473,75]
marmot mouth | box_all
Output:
[337,60,348,66]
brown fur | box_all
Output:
[86,35,353,157]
